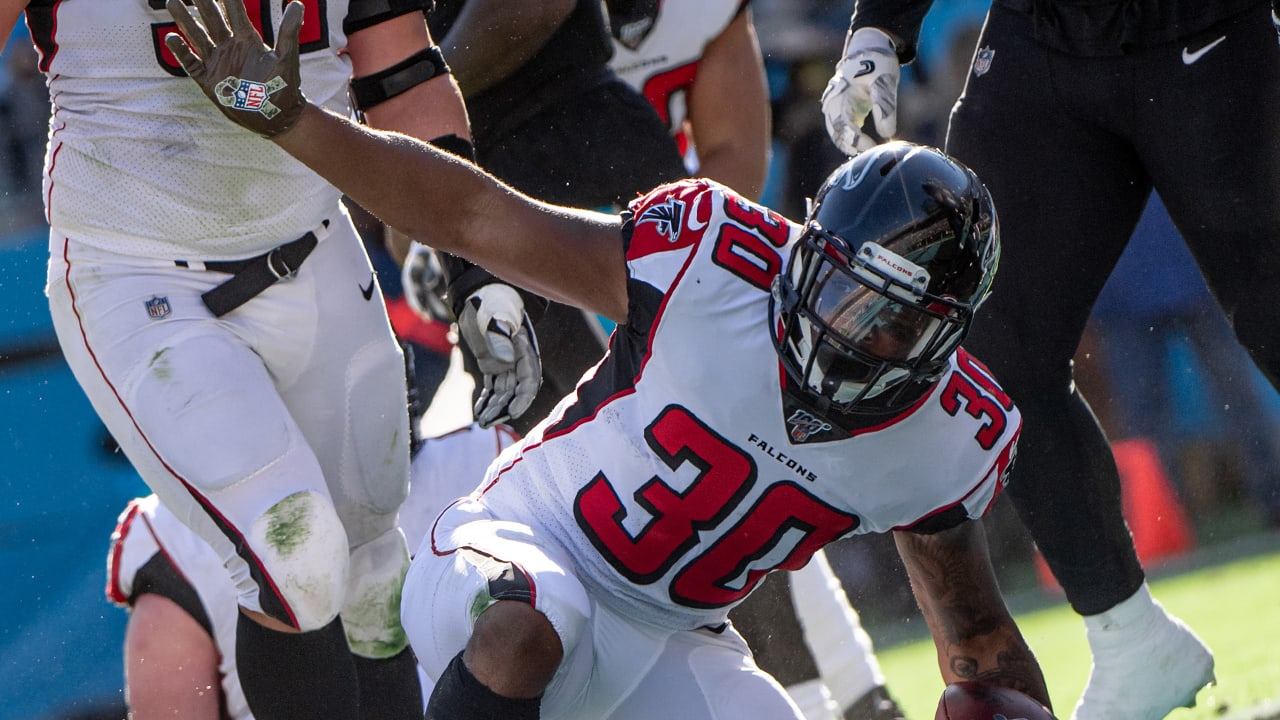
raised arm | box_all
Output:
[164,0,629,323]
[685,7,770,200]
[893,520,1053,708]
[281,107,627,320]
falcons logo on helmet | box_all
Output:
[637,197,687,243]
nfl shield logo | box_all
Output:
[973,46,995,77]
[145,296,171,320]
[234,79,268,111]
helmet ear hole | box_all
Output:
[770,142,1000,416]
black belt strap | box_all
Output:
[186,231,319,317]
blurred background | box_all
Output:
[3,2,1278,717]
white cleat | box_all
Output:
[1071,585,1215,720]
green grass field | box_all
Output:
[872,537,1280,719]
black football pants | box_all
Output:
[949,1,1280,614]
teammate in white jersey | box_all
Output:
[607,4,903,718]
[0,0,506,717]
[107,423,518,720]
[164,5,1054,717]
[607,0,769,200]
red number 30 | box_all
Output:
[151,0,330,77]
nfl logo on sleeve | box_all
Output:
[145,296,172,320]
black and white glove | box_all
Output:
[821,27,901,155]
[400,240,453,324]
[457,284,542,428]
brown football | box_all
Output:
[935,681,1056,720]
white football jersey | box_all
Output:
[440,180,1022,631]
[27,0,357,259]
[608,0,745,151]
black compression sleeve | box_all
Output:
[849,0,936,64]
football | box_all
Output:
[935,681,1056,720]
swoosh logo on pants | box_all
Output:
[1182,35,1226,64]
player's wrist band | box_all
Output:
[445,265,502,318]
[350,46,450,112]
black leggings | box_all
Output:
[948,1,1280,613]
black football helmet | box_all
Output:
[770,141,1000,415]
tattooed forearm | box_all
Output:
[894,523,1005,644]
[894,522,1053,708]
[949,646,1047,695]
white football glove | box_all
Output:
[821,27,901,156]
[457,283,542,428]
[400,240,453,324]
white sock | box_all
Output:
[790,550,884,710]
[785,678,840,720]
[1082,583,1157,642]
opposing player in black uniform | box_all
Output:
[424,0,687,435]
[822,0,1280,717]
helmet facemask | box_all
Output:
[769,141,1000,418]
[772,223,972,414]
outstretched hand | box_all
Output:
[165,0,307,137]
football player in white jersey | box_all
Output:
[107,422,518,720]
[607,0,770,200]
[165,4,1054,718]
[0,0,527,717]
[607,4,904,718]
